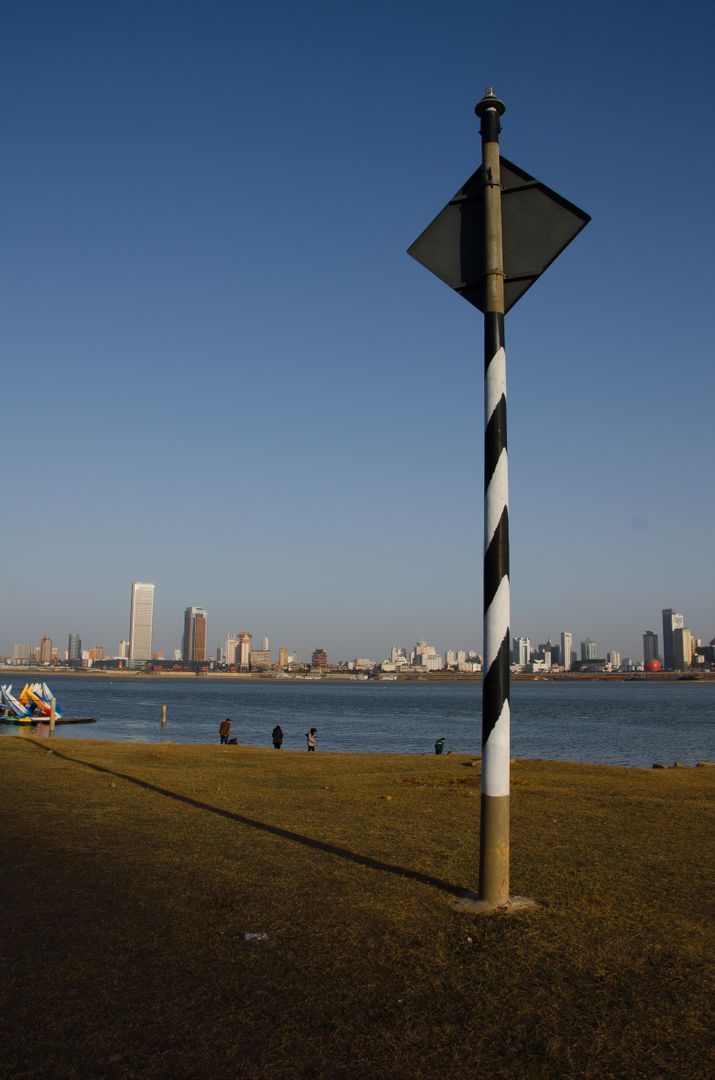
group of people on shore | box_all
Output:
[219,718,318,751]
[220,719,445,754]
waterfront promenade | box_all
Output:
[2,738,712,1078]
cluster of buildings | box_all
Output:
[648,608,715,671]
[511,609,715,674]
[6,584,714,675]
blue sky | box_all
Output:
[2,0,713,661]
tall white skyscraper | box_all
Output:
[560,631,573,671]
[129,582,155,661]
[223,634,240,666]
[512,637,531,666]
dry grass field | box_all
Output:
[1,736,713,1079]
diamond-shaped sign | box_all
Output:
[408,157,590,312]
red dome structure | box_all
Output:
[644,659,662,673]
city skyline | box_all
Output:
[1,3,713,667]
[5,582,712,669]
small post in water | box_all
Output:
[161,704,167,727]
[50,696,56,735]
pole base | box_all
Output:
[452,892,541,916]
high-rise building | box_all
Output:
[223,634,240,666]
[129,582,155,661]
[662,609,684,670]
[643,630,659,665]
[261,637,269,654]
[672,626,693,670]
[512,637,531,667]
[182,607,207,662]
[607,651,621,670]
[560,631,573,671]
[537,639,559,666]
[581,638,598,661]
[238,631,252,671]
[88,645,105,661]
[68,633,82,664]
[118,640,129,660]
[278,647,288,668]
[39,636,53,664]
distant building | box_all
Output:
[311,648,328,671]
[694,644,715,667]
[88,645,105,661]
[580,638,598,661]
[129,582,155,662]
[560,632,573,671]
[412,640,438,665]
[531,648,552,670]
[607,650,621,670]
[183,607,207,662]
[238,631,252,671]
[512,637,531,667]
[662,609,684,670]
[643,630,659,665]
[261,637,269,653]
[413,640,442,670]
[39,636,53,664]
[223,634,240,666]
[118,640,130,660]
[250,649,271,671]
[573,657,608,673]
[68,633,82,665]
[672,626,693,670]
[278,647,288,668]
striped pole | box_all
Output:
[476,88,510,907]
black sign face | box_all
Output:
[408,157,590,312]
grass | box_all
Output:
[1,736,713,1079]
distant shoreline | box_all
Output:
[2,667,714,683]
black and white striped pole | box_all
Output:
[475,88,510,907]
[407,88,590,912]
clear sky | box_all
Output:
[2,0,713,662]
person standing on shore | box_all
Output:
[272,725,283,749]
[219,718,231,744]
[434,737,445,755]
[306,728,317,751]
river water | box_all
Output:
[2,676,714,767]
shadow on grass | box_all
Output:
[26,740,465,898]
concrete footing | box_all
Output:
[452,892,542,916]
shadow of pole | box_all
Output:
[25,740,465,899]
